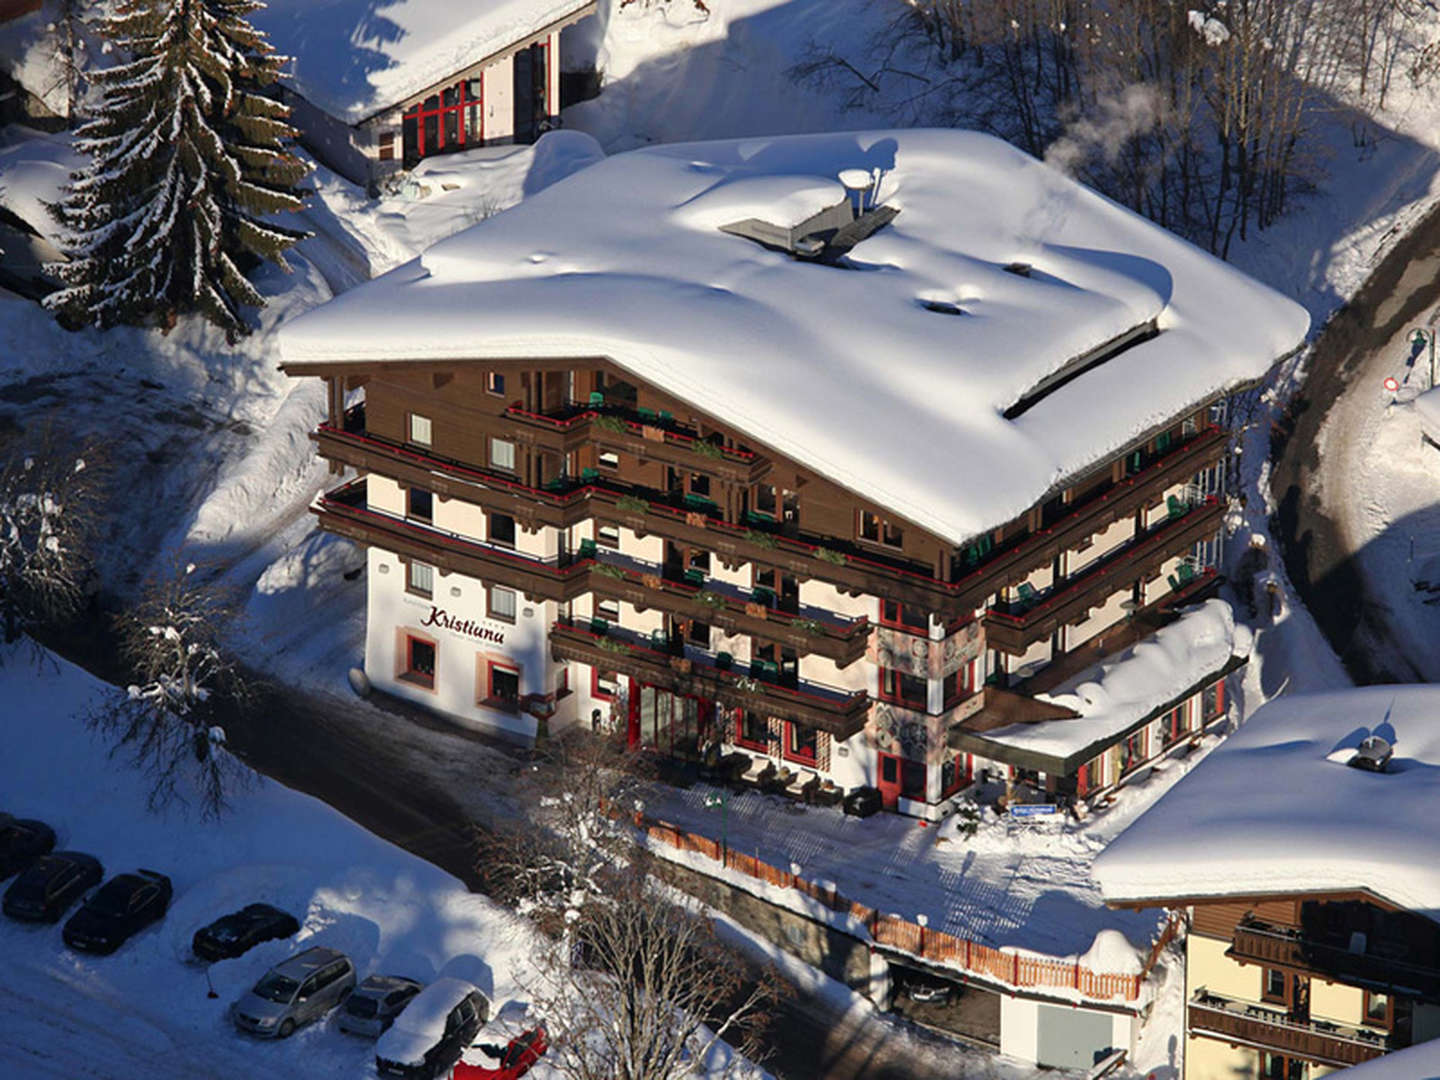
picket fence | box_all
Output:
[639,814,1145,1004]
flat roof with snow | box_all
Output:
[279,129,1310,546]
[1093,685,1440,917]
[251,0,594,125]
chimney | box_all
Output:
[838,169,872,221]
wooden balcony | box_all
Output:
[503,403,771,485]
[982,497,1226,655]
[1189,989,1393,1068]
[312,417,1228,622]
[549,620,871,739]
[1230,917,1440,998]
[312,479,869,663]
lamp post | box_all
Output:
[916,912,928,956]
[704,789,729,862]
[1410,327,1436,390]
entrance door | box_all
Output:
[513,42,549,144]
[877,752,902,809]
[637,685,713,761]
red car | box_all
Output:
[454,1026,549,1079]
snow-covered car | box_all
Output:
[231,945,356,1039]
[3,851,102,922]
[61,869,172,953]
[192,902,300,963]
[375,976,490,1079]
[456,1025,548,1079]
[0,814,56,878]
[337,974,423,1038]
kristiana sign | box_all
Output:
[421,606,506,645]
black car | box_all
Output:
[192,902,300,963]
[0,815,57,878]
[843,785,883,818]
[3,851,103,922]
[62,869,172,954]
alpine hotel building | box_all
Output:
[280,130,1309,818]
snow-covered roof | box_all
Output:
[1093,685,1440,917]
[250,0,594,125]
[1331,1037,1440,1078]
[1415,385,1440,442]
[279,129,1310,546]
[971,599,1247,770]
[377,976,484,1066]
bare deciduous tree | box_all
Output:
[0,438,98,645]
[92,561,250,817]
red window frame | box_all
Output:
[591,667,618,701]
[1203,677,1226,720]
[403,78,483,160]
[734,710,767,752]
[784,722,817,765]
[878,666,927,710]
[487,660,521,710]
[879,599,928,633]
[401,634,436,690]
[1364,990,1393,1029]
[944,660,977,709]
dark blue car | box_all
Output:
[63,869,172,954]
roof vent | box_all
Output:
[1004,261,1033,277]
[920,298,966,316]
[720,169,898,264]
[1347,735,1393,773]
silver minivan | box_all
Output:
[230,946,357,1038]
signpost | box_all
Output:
[1010,803,1058,819]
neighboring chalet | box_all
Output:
[279,129,1309,820]
[1095,686,1440,1079]
[249,0,596,188]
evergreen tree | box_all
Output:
[47,0,309,337]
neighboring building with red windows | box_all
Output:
[279,129,1308,819]
[250,0,596,188]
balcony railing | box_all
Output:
[1231,917,1440,997]
[549,619,870,738]
[982,497,1225,655]
[313,412,1229,620]
[1189,988,1393,1068]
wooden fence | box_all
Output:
[637,812,1145,1003]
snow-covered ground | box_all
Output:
[0,644,546,1080]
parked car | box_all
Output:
[3,852,103,923]
[904,974,957,1005]
[0,815,56,879]
[456,1025,549,1079]
[376,977,490,1079]
[843,785,882,818]
[338,974,424,1038]
[62,869,172,954]
[192,902,300,963]
[231,946,356,1039]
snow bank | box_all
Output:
[1329,1036,1440,1077]
[0,124,80,244]
[280,128,1309,547]
[251,0,594,124]
[984,599,1244,760]
[1093,684,1440,916]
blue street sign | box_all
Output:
[1010,803,1058,818]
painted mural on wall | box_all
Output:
[869,619,983,678]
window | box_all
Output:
[1202,679,1226,721]
[687,619,711,647]
[407,487,433,522]
[488,663,520,708]
[597,525,620,549]
[945,660,976,708]
[1120,727,1147,774]
[592,667,618,700]
[490,438,516,472]
[1263,967,1287,1003]
[786,723,817,763]
[378,132,395,161]
[859,510,904,548]
[940,753,970,795]
[901,758,927,801]
[598,451,620,469]
[736,711,767,750]
[880,600,928,633]
[401,78,482,166]
[407,561,434,598]
[402,636,436,689]
[689,473,711,498]
[486,372,506,396]
[408,413,432,446]
[1365,991,1391,1026]
[879,667,928,710]
[595,599,620,623]
[489,585,517,623]
[489,512,516,547]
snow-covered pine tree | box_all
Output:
[47,0,309,337]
